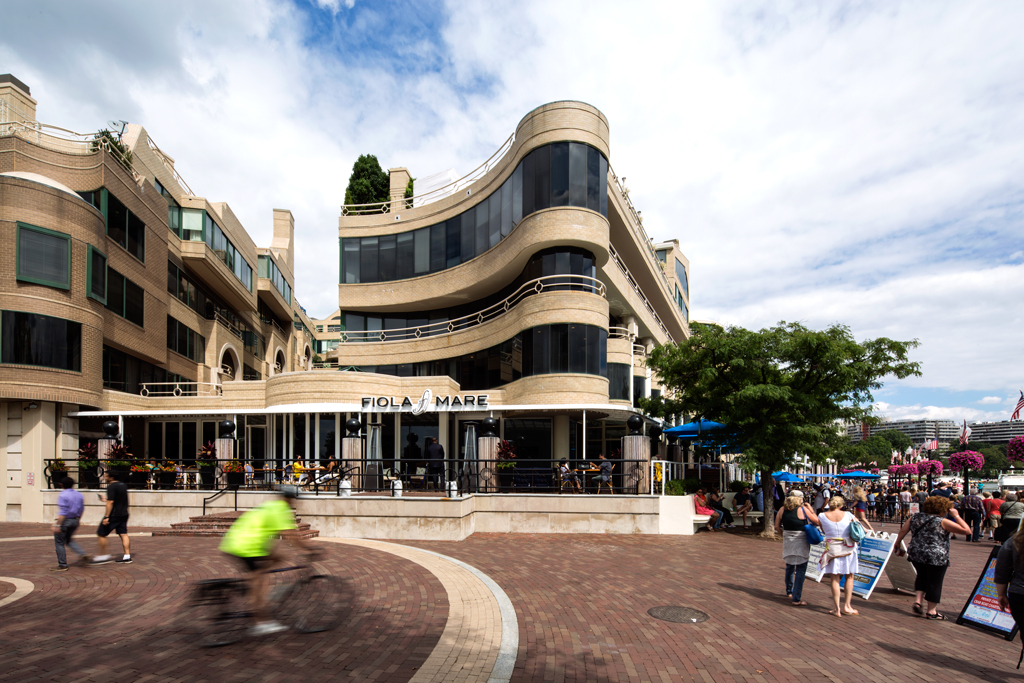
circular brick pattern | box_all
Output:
[0,535,448,682]
[0,581,14,601]
[647,606,709,623]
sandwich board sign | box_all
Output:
[955,547,1019,641]
[882,538,917,593]
[806,532,898,599]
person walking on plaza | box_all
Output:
[93,471,132,565]
[819,496,859,617]
[894,496,972,620]
[960,488,985,542]
[851,487,874,532]
[994,528,1024,668]
[775,492,820,606]
[51,477,87,571]
[984,490,1004,542]
[998,494,1024,544]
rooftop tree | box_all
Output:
[642,321,920,537]
[343,154,390,207]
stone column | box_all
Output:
[215,420,237,490]
[342,417,366,490]
[389,167,411,212]
[621,415,649,494]
[98,420,120,461]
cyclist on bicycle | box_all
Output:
[219,485,317,635]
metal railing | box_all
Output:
[607,245,673,341]
[332,275,606,344]
[608,326,636,341]
[139,381,222,397]
[650,460,682,495]
[607,164,674,299]
[146,134,195,195]
[341,132,517,215]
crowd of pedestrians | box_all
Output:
[49,471,132,571]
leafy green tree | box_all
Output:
[642,321,920,537]
[343,154,390,207]
[877,429,913,455]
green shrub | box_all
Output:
[665,479,685,496]
[728,480,751,493]
[682,477,703,493]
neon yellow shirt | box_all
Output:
[219,499,297,558]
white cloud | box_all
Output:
[873,402,1007,423]
[978,396,1004,405]
[2,0,1022,410]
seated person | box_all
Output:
[596,454,614,492]
[732,486,754,526]
[558,459,582,492]
[314,455,339,485]
[694,487,723,531]
[708,486,735,528]
[292,458,308,487]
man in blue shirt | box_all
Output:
[51,477,87,571]
[930,481,952,498]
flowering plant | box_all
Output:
[222,460,245,473]
[949,451,985,472]
[49,458,68,472]
[130,464,150,472]
[496,440,516,471]
[197,441,217,467]
[1008,436,1024,464]
[78,443,98,461]
[870,468,880,475]
[918,459,943,475]
[158,461,178,472]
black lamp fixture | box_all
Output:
[24,402,38,410]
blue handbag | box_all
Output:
[849,518,866,542]
[804,523,824,544]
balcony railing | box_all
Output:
[608,326,636,341]
[139,381,223,397]
[333,275,606,344]
[607,164,674,299]
[341,132,516,215]
[607,245,673,342]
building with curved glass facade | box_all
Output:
[1,78,691,524]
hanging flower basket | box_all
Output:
[949,451,985,472]
[1008,436,1024,464]
[917,460,943,476]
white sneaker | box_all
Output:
[250,621,288,636]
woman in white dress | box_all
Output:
[818,496,860,617]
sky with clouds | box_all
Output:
[2,0,1020,424]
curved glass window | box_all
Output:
[1,311,82,371]
[341,142,608,284]
[607,363,631,401]
[337,248,597,340]
[351,323,608,392]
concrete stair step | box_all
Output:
[154,512,318,539]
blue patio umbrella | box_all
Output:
[663,420,727,437]
[839,470,881,480]
[770,471,805,483]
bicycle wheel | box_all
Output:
[278,575,343,633]
[188,580,251,647]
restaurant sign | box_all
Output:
[361,389,489,414]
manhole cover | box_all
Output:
[647,606,709,624]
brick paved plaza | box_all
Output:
[3,521,1023,682]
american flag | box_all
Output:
[924,439,938,451]
[1012,390,1024,421]
[959,419,972,446]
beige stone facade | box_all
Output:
[1,77,692,529]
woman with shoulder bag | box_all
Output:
[997,493,1024,545]
[774,492,820,606]
[894,495,972,620]
[818,496,860,617]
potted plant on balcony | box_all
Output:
[129,461,151,489]
[106,443,132,480]
[197,441,217,490]
[223,459,245,489]
[46,458,68,488]
[496,440,516,491]
[78,443,100,488]
[157,461,178,490]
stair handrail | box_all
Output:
[202,486,239,515]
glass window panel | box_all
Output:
[164,422,180,462]
[488,193,501,248]
[586,325,600,375]
[148,422,163,460]
[89,249,107,300]
[522,152,535,217]
[0,311,82,371]
[501,178,512,237]
[181,422,197,464]
[599,328,607,377]
[587,146,600,212]
[345,313,364,336]
[608,363,630,401]
[599,154,608,216]
[396,233,414,279]
[106,270,125,317]
[533,326,549,375]
[633,376,646,408]
[549,323,568,373]
[318,414,335,462]
[569,143,587,207]
[413,228,430,275]
[534,145,550,212]
[181,208,204,241]
[342,238,360,283]
[378,234,396,281]
[177,318,188,355]
[551,142,569,207]
[675,258,689,299]
[166,316,176,350]
[293,414,306,459]
[18,225,69,288]
[107,192,128,248]
[460,210,475,264]
[167,261,177,296]
[359,236,378,283]
[127,211,145,261]
[446,218,461,268]
[512,163,523,225]
[125,279,145,327]
[429,223,445,273]
[475,202,489,257]
[569,324,587,373]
